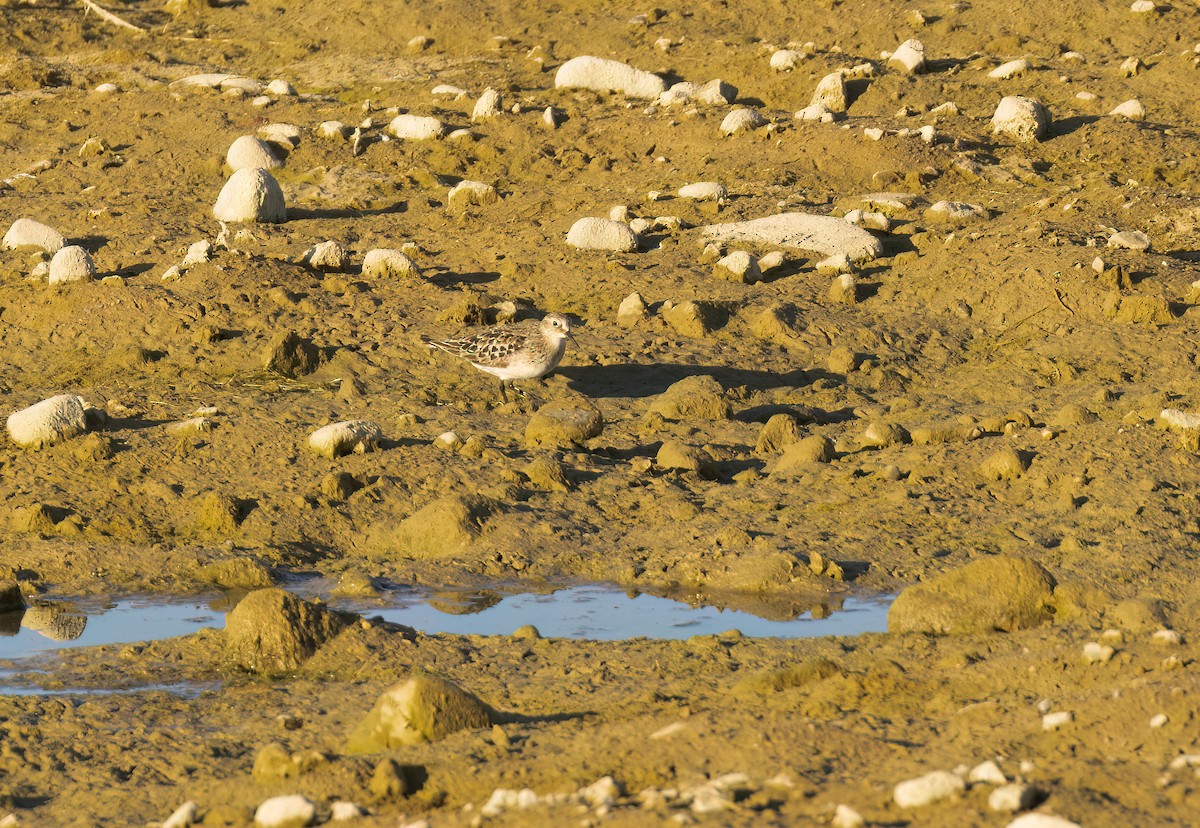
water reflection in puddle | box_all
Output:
[0,598,223,658]
[0,586,893,666]
[349,586,893,641]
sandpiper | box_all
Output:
[421,312,574,402]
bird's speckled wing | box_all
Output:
[422,324,532,368]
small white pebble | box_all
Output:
[969,760,1008,786]
[1152,629,1182,646]
[1042,711,1073,731]
[1083,641,1115,664]
[831,803,865,828]
[1150,714,1168,729]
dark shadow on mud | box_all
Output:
[558,363,809,399]
[286,201,408,221]
[1048,115,1100,139]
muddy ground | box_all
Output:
[2,0,1200,824]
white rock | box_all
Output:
[893,771,965,808]
[795,103,832,121]
[254,795,315,828]
[181,240,213,268]
[890,39,927,74]
[220,76,263,94]
[757,251,786,271]
[303,240,350,272]
[659,79,737,106]
[1083,641,1115,664]
[388,115,445,140]
[407,35,432,51]
[174,73,235,89]
[472,88,502,120]
[266,79,296,96]
[678,182,727,202]
[1110,99,1145,120]
[317,121,351,140]
[1160,409,1200,431]
[226,136,281,171]
[1076,91,1097,101]
[969,760,1008,785]
[566,218,639,252]
[989,59,1031,79]
[307,421,384,459]
[714,250,762,283]
[213,168,287,223]
[1152,628,1182,645]
[329,801,364,821]
[580,776,621,808]
[770,49,804,71]
[919,124,937,144]
[448,180,498,212]
[362,248,420,279]
[1042,711,1073,731]
[3,218,65,253]
[844,210,891,231]
[863,127,885,141]
[167,417,214,437]
[931,101,959,115]
[49,245,96,284]
[162,801,198,828]
[1130,0,1157,11]
[617,292,647,326]
[720,108,767,135]
[819,254,855,275]
[432,84,468,98]
[992,96,1050,142]
[702,213,884,262]
[1150,713,1168,728]
[1168,754,1200,770]
[989,784,1039,813]
[811,72,848,112]
[689,786,732,814]
[1006,815,1081,828]
[1108,230,1151,251]
[481,788,540,817]
[1120,56,1145,77]
[7,394,89,449]
[259,123,302,148]
[554,55,667,99]
[926,201,989,223]
[92,82,119,94]
[831,804,865,828]
[543,107,561,128]
[251,96,272,108]
[608,205,629,222]
[161,264,182,282]
[629,217,652,235]
[433,431,462,451]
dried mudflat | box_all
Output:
[1,0,1200,824]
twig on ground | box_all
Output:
[81,0,146,34]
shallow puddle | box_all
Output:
[0,586,892,667]
[351,585,893,641]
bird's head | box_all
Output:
[541,312,574,343]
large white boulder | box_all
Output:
[554,56,667,99]
[3,218,65,253]
[48,246,96,284]
[701,213,884,262]
[566,218,639,252]
[7,395,90,449]
[213,168,287,223]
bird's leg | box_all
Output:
[498,380,510,404]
